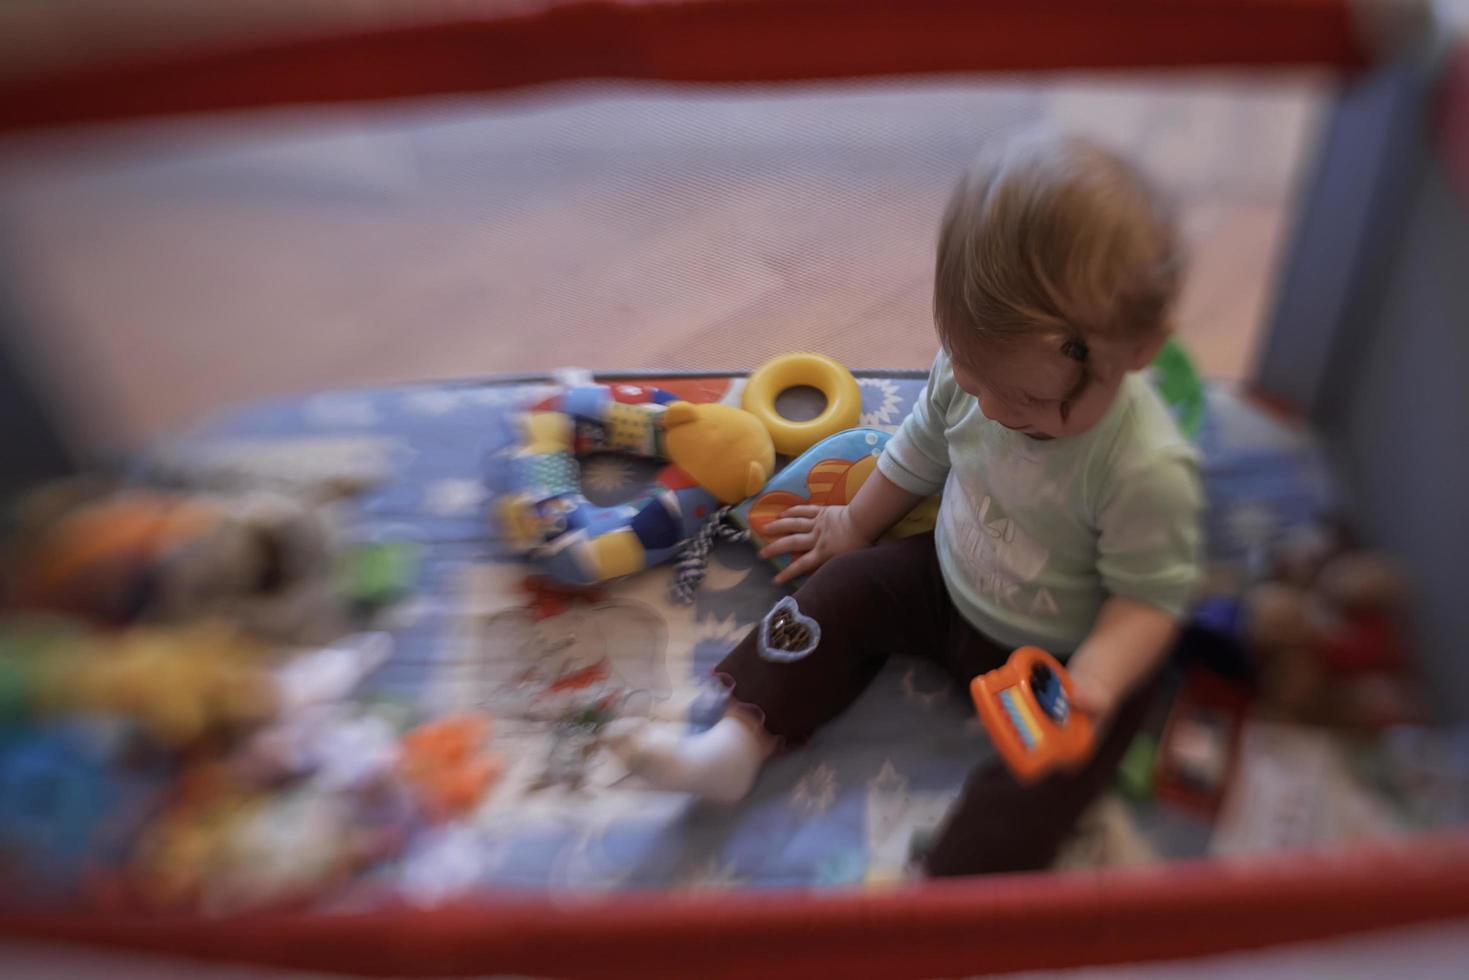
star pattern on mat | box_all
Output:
[900,666,948,709]
[402,386,535,416]
[424,478,487,516]
[677,858,747,892]
[579,456,636,496]
[401,389,463,416]
[859,378,904,428]
[790,763,839,816]
[398,825,498,907]
[304,393,379,428]
[868,760,908,796]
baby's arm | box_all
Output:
[1066,596,1179,722]
[848,468,927,541]
[1072,446,1204,723]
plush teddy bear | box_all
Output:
[1241,527,1420,729]
[51,622,278,748]
[659,401,774,505]
[5,485,348,645]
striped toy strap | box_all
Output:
[669,505,748,605]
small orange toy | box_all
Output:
[398,714,503,820]
[970,647,1095,784]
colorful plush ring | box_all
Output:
[498,383,724,587]
[741,353,862,456]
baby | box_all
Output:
[609,130,1204,876]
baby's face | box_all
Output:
[949,338,1130,440]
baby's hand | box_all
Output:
[758,504,872,585]
[1064,596,1181,732]
[1064,663,1122,729]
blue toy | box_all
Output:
[731,427,938,583]
[0,721,165,904]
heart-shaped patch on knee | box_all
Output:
[758,596,822,663]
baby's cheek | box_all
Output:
[1060,385,1121,435]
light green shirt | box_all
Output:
[877,350,1204,654]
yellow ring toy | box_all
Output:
[742,353,862,457]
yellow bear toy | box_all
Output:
[660,402,775,504]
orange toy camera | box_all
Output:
[970,646,1096,783]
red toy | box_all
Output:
[1153,668,1250,816]
[398,714,503,821]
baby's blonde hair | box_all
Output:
[934,130,1181,367]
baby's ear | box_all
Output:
[745,461,768,498]
[661,402,697,429]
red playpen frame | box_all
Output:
[2,2,1467,976]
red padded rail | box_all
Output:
[4,832,1469,978]
[0,0,1368,133]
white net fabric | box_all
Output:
[0,75,1322,448]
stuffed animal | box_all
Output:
[52,623,278,748]
[5,486,349,645]
[1240,529,1420,729]
[499,384,775,587]
[661,401,773,504]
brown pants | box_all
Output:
[715,532,1158,877]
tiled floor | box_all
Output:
[0,74,1325,450]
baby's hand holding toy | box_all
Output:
[1059,663,1121,726]
[758,504,872,585]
